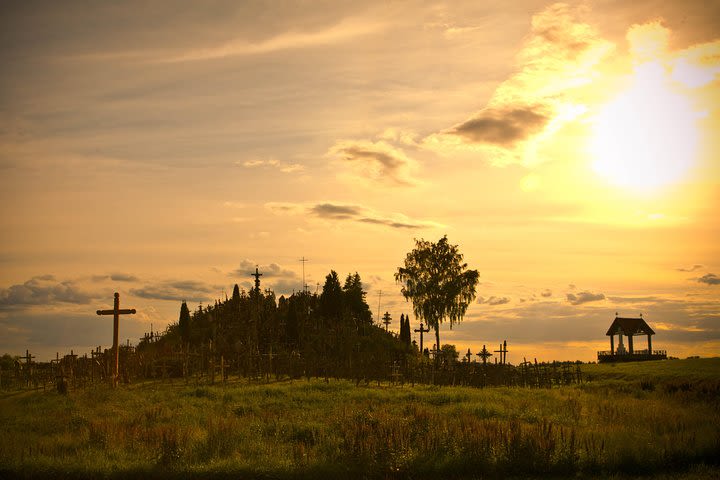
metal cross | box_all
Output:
[476,345,493,365]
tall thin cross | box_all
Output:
[476,345,493,365]
[299,257,308,293]
[414,322,430,352]
[382,311,392,332]
[250,266,263,293]
[376,290,382,324]
[96,292,136,387]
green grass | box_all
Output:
[1,358,719,479]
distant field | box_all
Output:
[1,358,719,479]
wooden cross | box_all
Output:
[382,311,392,332]
[464,348,473,363]
[476,345,493,365]
[414,322,430,353]
[250,266,263,292]
[96,292,136,387]
[494,340,508,365]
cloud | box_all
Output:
[478,296,510,306]
[110,273,139,282]
[130,280,215,303]
[164,18,385,62]
[541,289,552,297]
[266,201,442,230]
[328,140,418,186]
[677,264,704,272]
[424,3,612,166]
[231,260,297,280]
[0,276,98,308]
[566,291,605,305]
[239,158,304,174]
[447,105,549,146]
[697,273,720,285]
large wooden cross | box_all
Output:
[494,340,508,365]
[414,322,430,353]
[96,292,136,386]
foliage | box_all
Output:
[177,301,191,345]
[395,235,479,350]
[1,359,719,479]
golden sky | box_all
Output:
[1,0,719,362]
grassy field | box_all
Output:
[1,358,719,479]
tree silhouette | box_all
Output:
[395,235,479,352]
[178,301,191,345]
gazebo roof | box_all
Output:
[606,317,655,336]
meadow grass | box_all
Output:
[1,358,718,479]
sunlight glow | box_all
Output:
[591,23,703,192]
[590,62,699,191]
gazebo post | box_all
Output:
[610,334,614,355]
[628,334,634,354]
[647,334,652,354]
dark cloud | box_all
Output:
[566,291,605,305]
[130,280,214,303]
[448,106,549,146]
[677,264,704,272]
[478,296,510,306]
[541,289,552,297]
[110,273,139,282]
[0,276,97,308]
[311,203,362,220]
[697,273,720,285]
[309,202,434,229]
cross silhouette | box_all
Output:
[414,322,430,353]
[96,292,136,386]
[476,345,493,365]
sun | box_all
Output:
[590,62,700,192]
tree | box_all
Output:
[395,235,479,352]
[178,301,191,345]
[320,270,344,321]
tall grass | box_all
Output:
[1,358,718,478]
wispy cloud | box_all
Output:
[266,201,442,230]
[164,18,385,62]
[130,280,215,303]
[328,140,418,186]
[676,264,704,272]
[238,159,304,174]
[424,3,612,166]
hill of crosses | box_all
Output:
[134,270,427,384]
[120,269,580,388]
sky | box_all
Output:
[1,0,719,363]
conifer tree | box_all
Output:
[178,301,191,345]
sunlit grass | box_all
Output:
[1,358,718,478]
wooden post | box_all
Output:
[610,334,614,355]
[628,335,634,355]
[96,292,136,387]
[647,334,652,354]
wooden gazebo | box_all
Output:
[597,314,667,363]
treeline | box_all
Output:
[139,271,416,379]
